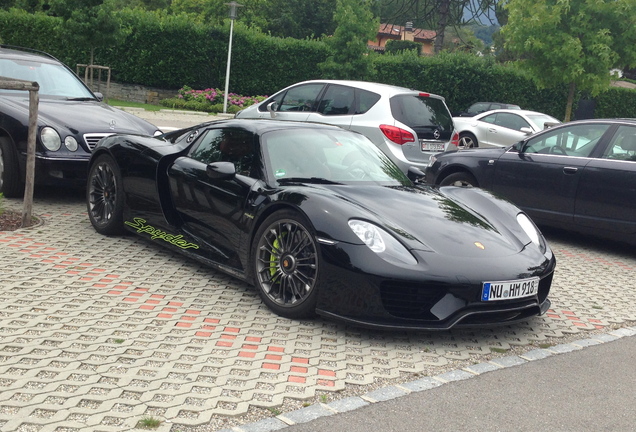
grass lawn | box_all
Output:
[108,99,163,111]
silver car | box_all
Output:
[235,80,458,173]
[453,109,561,149]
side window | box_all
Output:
[524,124,609,157]
[481,113,497,125]
[468,102,489,114]
[602,126,636,161]
[494,113,530,131]
[355,89,381,114]
[278,84,324,112]
[317,85,355,115]
[190,128,255,175]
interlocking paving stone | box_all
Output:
[1,192,635,431]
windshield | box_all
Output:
[0,58,95,99]
[262,128,411,186]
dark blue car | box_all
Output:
[425,119,636,245]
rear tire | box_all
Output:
[86,154,126,235]
[458,133,478,149]
[439,171,478,187]
[0,137,23,198]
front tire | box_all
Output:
[0,137,23,198]
[86,154,126,235]
[252,210,320,319]
[440,171,478,187]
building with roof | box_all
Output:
[369,23,437,55]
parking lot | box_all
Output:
[1,188,635,432]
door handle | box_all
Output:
[563,167,578,174]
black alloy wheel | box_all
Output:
[0,137,22,198]
[86,154,125,235]
[253,210,320,318]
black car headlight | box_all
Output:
[348,219,418,266]
[517,213,547,253]
[41,127,61,151]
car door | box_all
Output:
[491,123,610,224]
[481,112,532,148]
[266,83,325,122]
[575,125,636,234]
[305,84,355,130]
[167,127,256,267]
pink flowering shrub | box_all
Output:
[163,85,267,114]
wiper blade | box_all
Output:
[277,177,341,185]
[66,97,96,101]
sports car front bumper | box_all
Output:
[315,242,556,330]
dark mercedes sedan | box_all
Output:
[425,119,636,244]
[0,46,161,197]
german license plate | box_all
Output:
[420,140,445,152]
[481,277,539,301]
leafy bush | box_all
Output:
[385,40,421,55]
[160,86,266,113]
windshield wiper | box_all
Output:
[277,177,341,185]
[66,97,96,101]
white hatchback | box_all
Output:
[235,80,458,173]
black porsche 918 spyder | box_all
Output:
[86,119,556,330]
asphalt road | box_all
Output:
[280,333,636,432]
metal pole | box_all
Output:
[223,17,234,114]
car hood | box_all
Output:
[308,184,531,258]
[2,95,159,135]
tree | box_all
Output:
[375,0,498,53]
[319,0,379,80]
[245,0,337,39]
[502,0,636,121]
[48,0,122,65]
[169,0,228,24]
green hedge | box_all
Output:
[372,52,570,119]
[595,86,636,118]
[1,8,634,120]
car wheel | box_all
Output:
[458,133,477,149]
[440,172,478,187]
[86,154,126,235]
[0,137,23,198]
[252,210,320,319]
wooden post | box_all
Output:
[0,77,39,228]
[23,88,39,227]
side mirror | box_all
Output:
[207,161,236,180]
[407,166,426,182]
[267,101,278,118]
[94,92,104,102]
[520,127,533,135]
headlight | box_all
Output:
[348,219,417,266]
[64,136,78,151]
[517,213,546,253]
[40,127,61,151]
[427,155,437,167]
